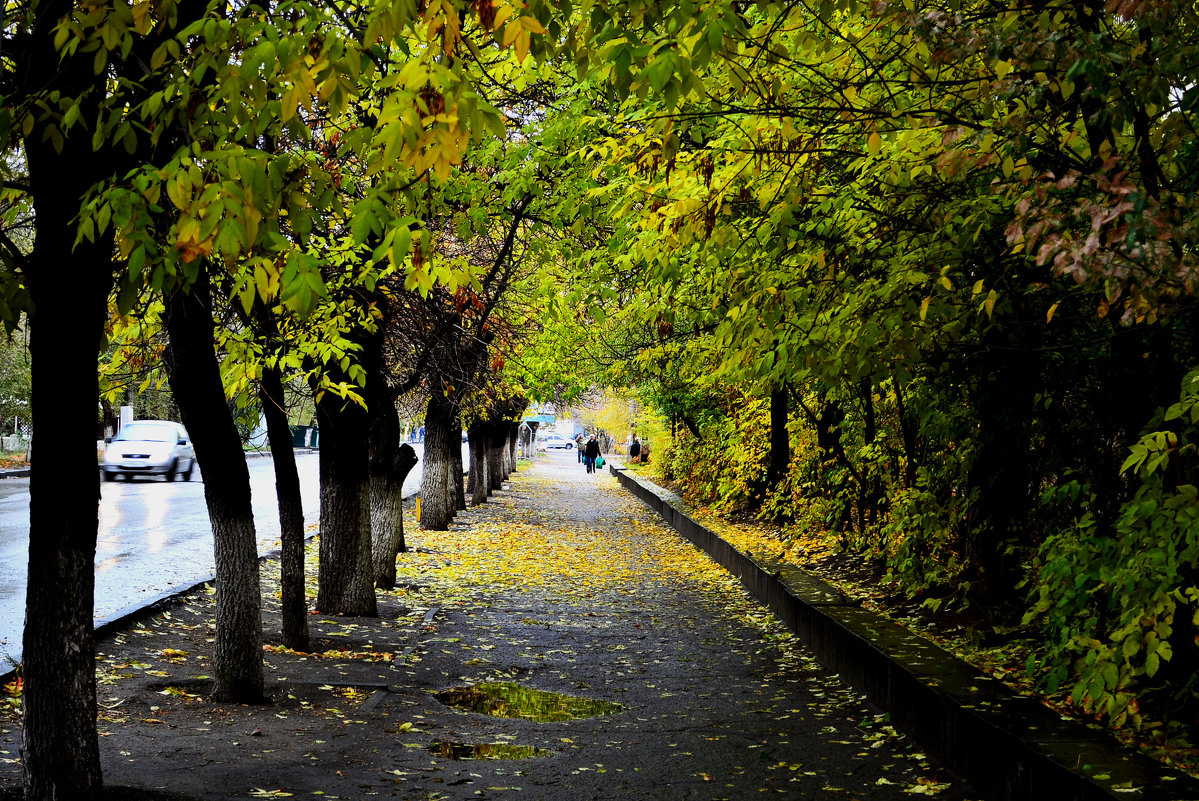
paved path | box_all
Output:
[0,453,977,800]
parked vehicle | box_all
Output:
[100,420,196,482]
[540,433,574,449]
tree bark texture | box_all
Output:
[315,384,378,617]
[370,440,417,589]
[507,423,519,472]
[487,423,508,491]
[22,100,112,799]
[163,272,266,703]
[468,426,489,506]
[369,377,418,589]
[450,420,467,511]
[259,364,309,651]
[419,394,455,530]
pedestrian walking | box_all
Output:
[629,436,641,463]
[585,436,600,473]
[576,433,585,463]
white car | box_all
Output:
[100,420,196,482]
[540,433,574,449]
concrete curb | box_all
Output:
[610,463,1199,801]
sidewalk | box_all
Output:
[0,455,977,800]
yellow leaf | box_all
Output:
[520,14,548,34]
[866,131,881,157]
[514,29,530,63]
[919,296,930,321]
[983,289,997,319]
[501,20,519,48]
[1046,301,1059,323]
[492,2,515,29]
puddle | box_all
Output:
[428,741,547,760]
[435,681,625,722]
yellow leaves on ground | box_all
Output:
[263,644,394,662]
[408,517,643,596]
[396,473,737,606]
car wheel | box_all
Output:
[165,459,178,482]
[182,461,194,481]
[102,471,115,482]
[567,443,573,449]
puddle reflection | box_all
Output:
[435,682,625,722]
[427,741,547,760]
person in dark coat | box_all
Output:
[584,436,600,473]
[629,436,641,463]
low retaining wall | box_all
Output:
[611,464,1199,801]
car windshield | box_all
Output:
[115,422,177,443]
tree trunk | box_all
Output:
[22,119,112,801]
[314,380,377,617]
[369,377,418,589]
[451,419,467,511]
[487,422,507,491]
[163,271,266,703]
[468,425,488,506]
[259,364,309,651]
[508,423,519,472]
[419,394,455,530]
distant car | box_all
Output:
[541,434,574,449]
[100,420,196,482]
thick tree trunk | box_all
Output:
[259,365,309,651]
[451,420,467,511]
[419,394,455,530]
[22,132,111,801]
[371,442,417,590]
[163,272,266,703]
[369,378,418,589]
[468,426,488,506]
[487,422,507,491]
[508,423,519,472]
[315,381,377,617]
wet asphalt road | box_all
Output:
[0,444,455,669]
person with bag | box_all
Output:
[629,436,641,464]
[584,436,600,473]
